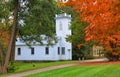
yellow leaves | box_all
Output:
[57,0,66,7]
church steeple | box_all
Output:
[55,13,71,37]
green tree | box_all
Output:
[0,0,58,73]
[67,13,88,60]
[59,6,94,60]
[18,0,58,45]
[0,0,12,73]
[3,0,18,73]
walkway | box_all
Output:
[6,58,107,77]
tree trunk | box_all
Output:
[0,65,2,73]
[0,45,4,73]
[0,65,4,73]
[0,47,3,64]
[0,45,5,74]
[10,40,15,61]
[2,0,19,73]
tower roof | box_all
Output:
[55,13,71,19]
[55,0,68,3]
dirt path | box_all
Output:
[6,63,76,77]
[6,58,108,77]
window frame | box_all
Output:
[59,21,62,30]
[17,48,21,55]
[61,47,65,55]
[31,47,35,55]
[45,47,49,55]
[58,47,60,55]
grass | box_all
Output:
[14,61,77,73]
[24,64,120,77]
[0,60,78,76]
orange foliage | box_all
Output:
[0,24,10,49]
[57,0,66,7]
[112,52,118,56]
[77,44,84,49]
[65,0,120,56]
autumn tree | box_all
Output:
[57,5,94,59]
[0,0,58,73]
[0,0,12,73]
[0,24,10,73]
[66,0,120,60]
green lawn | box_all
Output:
[24,64,120,77]
[0,61,77,77]
[14,61,77,73]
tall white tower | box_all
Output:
[55,13,72,60]
[55,13,71,37]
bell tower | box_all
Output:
[55,13,71,37]
[55,13,72,60]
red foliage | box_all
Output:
[65,0,120,41]
[64,0,120,58]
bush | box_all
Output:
[105,52,119,61]
[7,61,18,73]
[104,47,120,61]
[85,55,95,60]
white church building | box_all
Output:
[15,13,72,61]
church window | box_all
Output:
[18,48,21,55]
[45,47,49,55]
[59,21,62,30]
[58,47,60,55]
[62,47,65,55]
[68,49,71,51]
[68,22,71,30]
[31,47,34,55]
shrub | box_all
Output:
[7,61,18,73]
[85,55,95,60]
